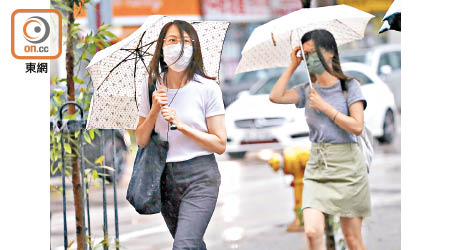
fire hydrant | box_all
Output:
[268,146,310,232]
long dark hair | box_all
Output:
[301,29,352,91]
[147,20,215,86]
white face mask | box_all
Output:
[163,44,193,72]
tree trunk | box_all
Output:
[66,7,86,250]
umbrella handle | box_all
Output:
[159,104,178,130]
[155,81,178,130]
[299,42,313,89]
[163,105,177,130]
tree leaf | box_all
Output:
[84,33,92,43]
[63,143,72,154]
[96,42,105,49]
[51,75,58,85]
[92,169,98,180]
[70,25,81,36]
[95,155,105,165]
[63,112,78,120]
[102,30,118,40]
[77,92,84,102]
[87,43,96,55]
[50,162,58,175]
[89,129,95,139]
[73,76,84,84]
[81,50,87,60]
[84,132,92,144]
[76,41,85,49]
[56,2,73,12]
[98,24,112,32]
[53,95,62,106]
[50,184,60,192]
[67,240,74,248]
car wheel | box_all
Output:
[228,151,247,159]
[378,109,395,144]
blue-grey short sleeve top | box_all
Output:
[293,79,367,143]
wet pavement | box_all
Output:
[51,116,401,250]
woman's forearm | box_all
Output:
[322,103,363,136]
[177,123,226,154]
[135,108,159,147]
[269,65,296,103]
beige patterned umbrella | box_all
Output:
[85,15,229,130]
[235,5,374,76]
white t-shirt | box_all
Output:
[138,73,225,162]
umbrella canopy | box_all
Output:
[85,15,229,130]
[235,5,374,75]
[379,0,401,33]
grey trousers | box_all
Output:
[160,154,221,250]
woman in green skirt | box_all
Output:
[269,29,371,250]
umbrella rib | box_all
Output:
[140,43,154,57]
[132,37,156,110]
[132,32,146,110]
[97,38,155,107]
[133,30,148,79]
[335,19,364,40]
[136,49,151,74]
[136,40,157,51]
[95,33,149,91]
[121,54,152,62]
[120,41,154,52]
[120,48,137,52]
[142,40,154,55]
[95,51,137,91]
[118,41,155,54]
[119,41,155,56]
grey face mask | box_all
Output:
[306,52,327,75]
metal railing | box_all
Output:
[51,101,121,250]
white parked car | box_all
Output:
[225,62,397,158]
[341,44,401,112]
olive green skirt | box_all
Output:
[301,143,371,218]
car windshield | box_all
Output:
[340,54,367,64]
[251,72,309,95]
[232,69,278,85]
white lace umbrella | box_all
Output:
[235,5,374,76]
[85,15,229,130]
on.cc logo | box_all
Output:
[11,9,62,60]
[23,16,50,44]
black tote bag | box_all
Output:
[126,81,169,214]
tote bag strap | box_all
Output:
[148,77,157,136]
[148,78,157,107]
